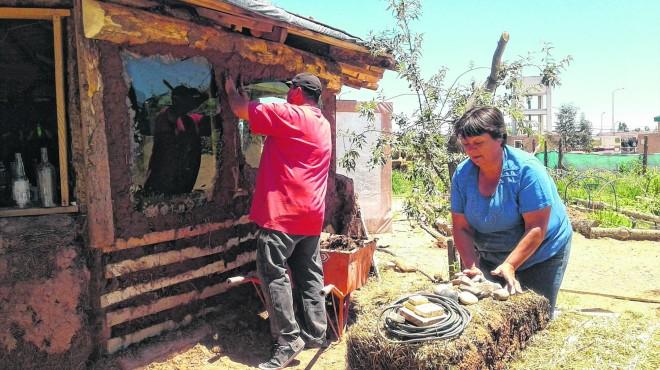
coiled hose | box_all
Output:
[378,293,471,343]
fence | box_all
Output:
[536,151,660,171]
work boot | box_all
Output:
[258,337,305,370]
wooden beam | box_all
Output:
[196,7,273,33]
[53,15,70,206]
[261,26,288,44]
[75,0,116,249]
[0,205,79,218]
[0,8,70,19]
[105,232,257,278]
[338,63,383,83]
[106,215,251,253]
[100,251,256,307]
[81,0,343,91]
[178,0,371,54]
[106,305,221,354]
[105,277,249,327]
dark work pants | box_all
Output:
[479,240,572,318]
[255,227,327,346]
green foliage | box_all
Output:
[617,121,629,132]
[555,167,660,217]
[589,210,632,228]
[343,0,571,224]
[555,104,578,151]
[576,113,593,152]
[392,169,412,195]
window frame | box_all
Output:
[514,140,524,149]
[0,8,76,217]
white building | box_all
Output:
[514,76,553,134]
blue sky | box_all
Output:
[273,0,660,131]
[122,54,212,104]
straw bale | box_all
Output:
[346,270,550,370]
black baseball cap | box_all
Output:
[285,72,323,92]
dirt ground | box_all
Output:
[96,199,659,370]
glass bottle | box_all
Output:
[37,147,55,207]
[12,153,31,208]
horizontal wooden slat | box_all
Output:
[0,205,79,218]
[105,274,254,327]
[106,215,251,253]
[0,7,70,19]
[100,251,256,307]
[105,232,257,278]
[106,303,228,353]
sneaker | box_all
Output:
[258,338,305,370]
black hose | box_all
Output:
[378,293,471,343]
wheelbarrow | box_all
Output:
[319,239,377,338]
[227,238,377,339]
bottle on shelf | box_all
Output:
[37,147,56,207]
[12,153,31,208]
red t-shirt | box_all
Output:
[247,101,332,235]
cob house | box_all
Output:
[0,0,394,367]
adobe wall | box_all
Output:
[0,215,93,369]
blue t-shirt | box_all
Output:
[450,145,572,270]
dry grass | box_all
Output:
[509,309,660,369]
[346,267,550,370]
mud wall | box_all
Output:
[0,215,92,370]
[92,30,349,352]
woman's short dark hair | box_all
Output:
[454,106,507,147]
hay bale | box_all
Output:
[347,288,550,370]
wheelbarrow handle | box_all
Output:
[321,284,336,297]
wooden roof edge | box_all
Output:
[177,0,395,70]
[0,7,71,19]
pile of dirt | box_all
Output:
[346,270,550,370]
[320,234,369,252]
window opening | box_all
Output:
[121,52,221,209]
[0,8,72,217]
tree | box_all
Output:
[575,113,593,151]
[555,104,578,151]
[617,121,629,132]
[341,0,571,225]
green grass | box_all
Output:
[392,169,413,196]
[588,210,633,228]
[555,168,660,217]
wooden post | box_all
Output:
[558,138,564,170]
[447,239,457,277]
[53,15,70,206]
[642,135,649,174]
[544,140,548,167]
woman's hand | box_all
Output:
[491,262,523,295]
[462,266,484,278]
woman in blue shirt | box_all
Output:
[450,107,572,315]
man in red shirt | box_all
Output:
[225,72,332,370]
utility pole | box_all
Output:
[600,112,605,135]
[611,88,624,133]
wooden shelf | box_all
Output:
[0,205,79,218]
